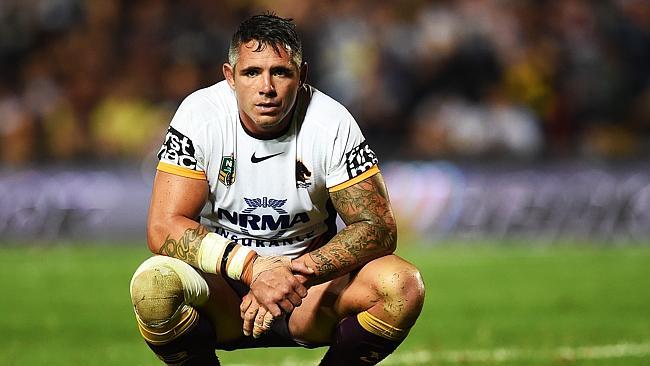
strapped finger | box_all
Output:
[253,308,268,338]
[252,310,274,339]
[262,311,274,329]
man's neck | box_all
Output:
[239,110,295,140]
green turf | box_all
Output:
[1,242,649,365]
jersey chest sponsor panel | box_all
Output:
[203,124,332,258]
[157,81,379,257]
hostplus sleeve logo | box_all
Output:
[345,141,378,179]
[158,126,199,170]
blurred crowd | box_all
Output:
[1,0,649,167]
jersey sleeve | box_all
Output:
[325,113,380,192]
[156,98,207,180]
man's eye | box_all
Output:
[273,70,290,77]
[245,70,258,77]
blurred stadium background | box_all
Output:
[1,0,650,365]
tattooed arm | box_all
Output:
[146,170,210,267]
[293,172,397,285]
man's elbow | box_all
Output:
[146,221,165,254]
[381,221,398,254]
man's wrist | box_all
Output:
[198,233,258,281]
[245,255,292,285]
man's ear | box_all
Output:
[223,63,236,89]
[299,62,308,86]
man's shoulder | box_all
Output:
[307,86,350,117]
[303,85,356,133]
[179,80,236,116]
[169,80,236,138]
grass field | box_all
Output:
[1,241,649,365]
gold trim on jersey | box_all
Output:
[328,165,380,193]
[157,161,207,180]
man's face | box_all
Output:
[223,40,305,135]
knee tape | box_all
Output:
[130,256,210,327]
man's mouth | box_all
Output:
[255,102,280,113]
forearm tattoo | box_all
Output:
[158,224,208,267]
[309,173,396,279]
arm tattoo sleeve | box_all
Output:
[308,173,397,280]
[158,224,209,268]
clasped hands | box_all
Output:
[239,255,313,338]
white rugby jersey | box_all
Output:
[156,80,379,258]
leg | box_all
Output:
[288,255,425,365]
[129,256,244,365]
[334,254,425,329]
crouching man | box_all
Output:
[129,13,425,365]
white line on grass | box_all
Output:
[384,341,650,365]
[228,341,650,366]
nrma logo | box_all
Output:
[217,197,310,239]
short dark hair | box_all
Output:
[228,13,303,67]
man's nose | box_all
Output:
[259,73,276,95]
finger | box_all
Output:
[266,303,282,318]
[254,311,274,338]
[242,306,258,336]
[292,281,309,298]
[290,260,314,275]
[287,291,303,308]
[281,276,309,298]
[253,308,268,338]
[262,311,274,330]
[278,298,295,314]
[294,273,310,285]
[240,295,253,319]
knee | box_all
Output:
[130,265,185,327]
[376,261,426,323]
[129,256,210,328]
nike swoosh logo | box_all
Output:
[251,152,284,163]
